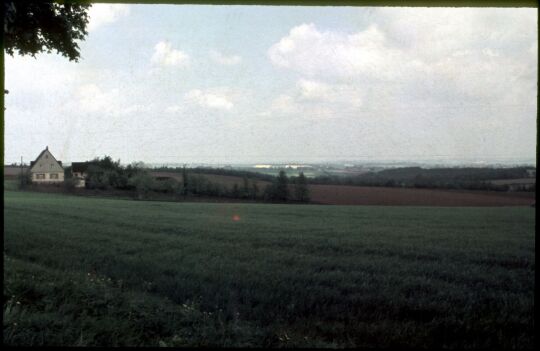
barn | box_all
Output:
[3,165,28,179]
[29,146,64,184]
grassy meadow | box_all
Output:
[3,189,535,347]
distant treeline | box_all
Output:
[63,157,144,192]
[308,166,536,191]
[152,166,309,203]
[23,157,534,197]
[59,158,310,203]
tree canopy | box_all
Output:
[3,0,90,62]
[294,172,310,202]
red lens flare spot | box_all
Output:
[232,214,241,222]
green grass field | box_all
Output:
[3,190,535,347]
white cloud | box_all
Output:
[270,94,298,115]
[265,79,363,120]
[269,11,537,108]
[210,50,242,65]
[87,4,130,31]
[296,79,331,100]
[264,8,537,135]
[268,23,422,81]
[296,79,362,107]
[165,105,183,113]
[74,83,148,116]
[376,8,537,60]
[184,89,234,111]
[151,41,190,67]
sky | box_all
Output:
[4,4,538,165]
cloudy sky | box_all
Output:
[4,4,537,165]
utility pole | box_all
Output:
[182,164,188,197]
[20,156,23,188]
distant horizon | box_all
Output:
[4,145,538,168]
[7,155,537,169]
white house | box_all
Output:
[29,146,64,184]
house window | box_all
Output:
[36,174,45,179]
[50,173,59,179]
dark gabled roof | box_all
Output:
[71,162,90,172]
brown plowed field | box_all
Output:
[150,171,535,207]
[490,178,536,185]
[308,185,535,207]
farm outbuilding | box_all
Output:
[71,162,90,188]
[3,165,28,179]
[29,147,64,184]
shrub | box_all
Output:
[16,171,32,189]
[128,171,155,200]
[63,177,78,193]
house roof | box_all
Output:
[29,147,63,172]
[71,162,90,172]
[3,165,28,176]
[30,160,62,167]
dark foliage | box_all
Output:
[3,0,90,61]
[292,172,310,202]
[264,170,290,202]
[63,165,72,179]
[153,166,276,183]
[309,166,536,192]
[182,166,189,196]
[16,170,32,189]
[75,157,275,202]
[85,157,128,190]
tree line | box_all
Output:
[153,166,277,183]
[307,166,536,192]
[60,157,310,203]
